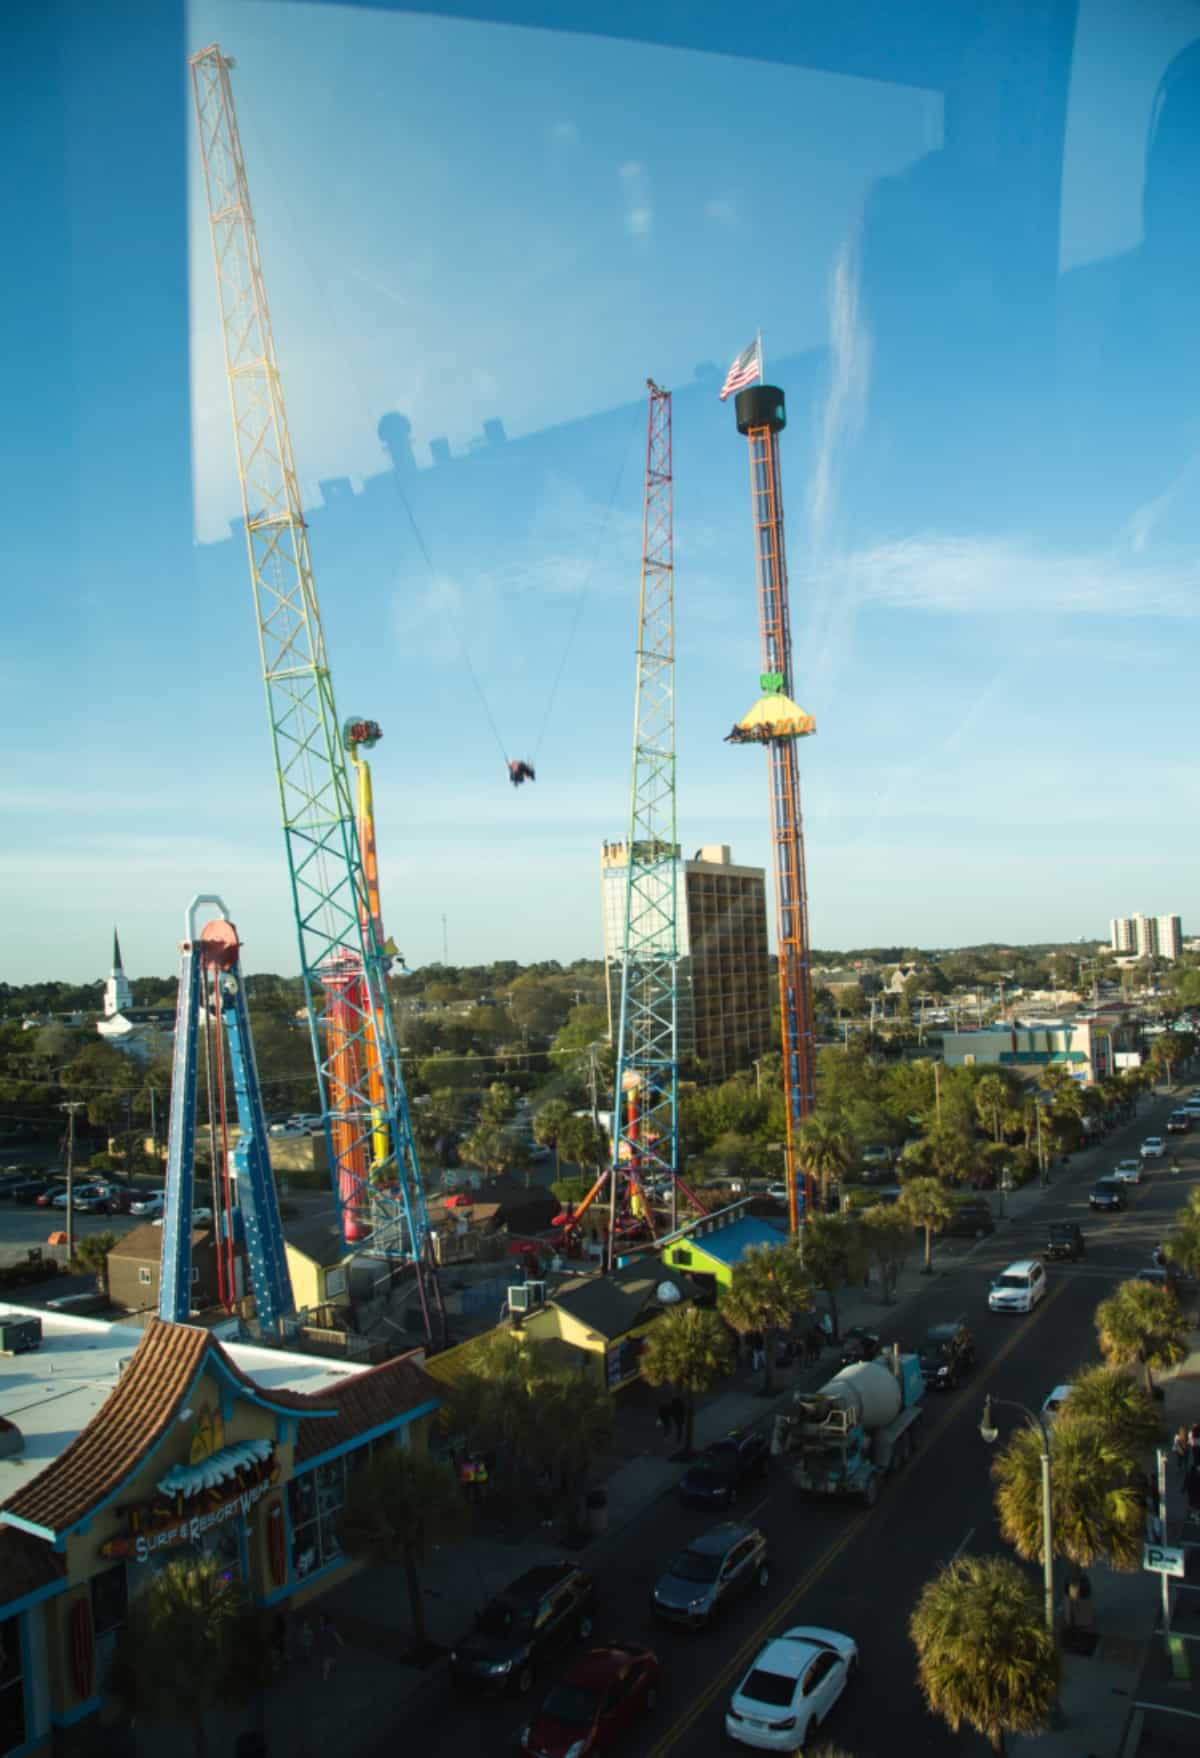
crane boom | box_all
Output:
[189,46,435,1323]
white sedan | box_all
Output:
[1140,1137,1166,1161]
[130,1191,165,1217]
[726,1627,858,1751]
[1112,1159,1143,1185]
[766,1184,789,1203]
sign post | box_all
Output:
[1158,1447,1171,1633]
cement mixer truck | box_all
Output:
[771,1345,925,1507]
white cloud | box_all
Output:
[805,235,871,562]
[833,532,1200,619]
[618,161,653,238]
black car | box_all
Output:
[3,1177,51,1204]
[1046,1221,1085,1262]
[838,1326,882,1367]
[942,1202,995,1241]
[918,1319,975,1391]
[678,1427,770,1508]
[449,1562,596,1696]
[1090,1179,1126,1212]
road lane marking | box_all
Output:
[745,1494,770,1525]
[949,1527,975,1562]
[645,1280,1071,1758]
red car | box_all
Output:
[517,1643,660,1758]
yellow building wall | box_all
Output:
[284,1247,329,1312]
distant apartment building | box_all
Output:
[941,1012,1138,1085]
[600,842,772,1081]
[1110,914,1183,960]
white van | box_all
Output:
[988,1258,1047,1314]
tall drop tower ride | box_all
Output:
[726,385,817,1234]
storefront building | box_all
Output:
[0,1308,439,1756]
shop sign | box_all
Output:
[100,1448,279,1564]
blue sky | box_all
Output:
[4,0,1199,983]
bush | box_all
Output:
[89,1152,120,1172]
[550,1177,591,1207]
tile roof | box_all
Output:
[108,1224,212,1259]
[294,1352,441,1465]
[0,1318,333,1541]
[0,1523,65,1605]
[547,1261,662,1340]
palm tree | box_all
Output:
[1165,1190,1200,1277]
[992,1421,1145,1572]
[1095,1279,1188,1394]
[721,1242,811,1393]
[534,1097,573,1177]
[910,1554,1058,1755]
[1061,1364,1162,1455]
[640,1306,735,1455]
[795,1114,853,1206]
[974,1073,1010,1143]
[108,1556,270,1758]
[796,1213,866,1341]
[68,1229,118,1295]
[339,1448,468,1653]
[897,1178,956,1274]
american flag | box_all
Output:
[718,337,762,401]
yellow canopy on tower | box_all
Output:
[726,692,816,745]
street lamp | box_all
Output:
[979,1394,1055,1639]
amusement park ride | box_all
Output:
[188,45,442,1340]
[159,898,295,1333]
[552,383,707,1266]
[725,383,818,1232]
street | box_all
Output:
[372,1103,1198,1758]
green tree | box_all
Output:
[534,1097,573,1176]
[460,1120,522,1179]
[858,1204,911,1303]
[558,1113,610,1176]
[974,1072,1011,1144]
[721,1242,811,1393]
[992,1421,1145,1573]
[68,1229,118,1295]
[108,1556,271,1758]
[795,1114,853,1207]
[910,1554,1058,1755]
[1060,1365,1161,1456]
[639,1306,735,1455]
[796,1213,866,1341]
[1165,1188,1200,1277]
[410,1087,462,1165]
[897,1178,957,1274]
[1095,1280,1188,1393]
[1149,1032,1192,1090]
[338,1448,468,1652]
[479,1080,517,1127]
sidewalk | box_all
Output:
[200,1083,1198,1756]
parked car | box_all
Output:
[1041,1384,1074,1420]
[449,1562,596,1695]
[726,1627,858,1752]
[766,1183,789,1204]
[56,1183,107,1210]
[4,1177,51,1204]
[1140,1137,1166,1161]
[516,1643,660,1758]
[988,1259,1047,1314]
[1090,1178,1126,1212]
[942,1201,995,1240]
[36,1181,66,1208]
[860,1145,892,1168]
[651,1522,769,1630]
[678,1428,770,1509]
[1045,1221,1085,1262]
[129,1191,165,1217]
[73,1184,120,1214]
[1167,1111,1192,1134]
[1111,1159,1143,1185]
[918,1319,975,1391]
[152,1206,213,1227]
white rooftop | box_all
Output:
[0,1304,370,1504]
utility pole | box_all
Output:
[61,1101,86,1262]
[441,914,449,965]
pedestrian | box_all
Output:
[657,1402,672,1441]
[317,1611,344,1682]
[1173,1427,1191,1485]
[749,1331,765,1374]
[669,1394,686,1445]
[535,1465,555,1529]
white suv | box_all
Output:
[1140,1137,1166,1160]
[989,1259,1047,1314]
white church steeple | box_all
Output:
[104,926,133,1019]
